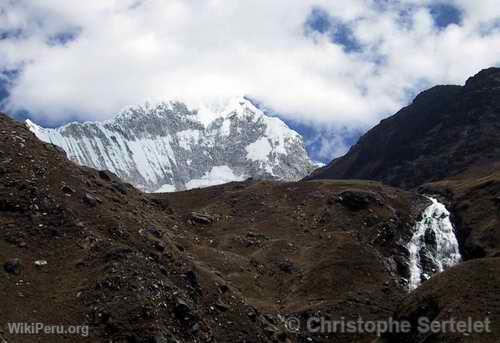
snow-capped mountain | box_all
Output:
[26,97,314,192]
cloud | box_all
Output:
[1,0,500,160]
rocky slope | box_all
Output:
[1,112,277,342]
[26,97,314,192]
[377,258,500,343]
[1,112,440,343]
[307,67,500,189]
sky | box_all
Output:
[1,0,500,162]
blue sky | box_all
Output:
[305,7,363,53]
[1,1,500,163]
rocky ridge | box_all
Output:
[307,67,500,189]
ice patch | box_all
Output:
[245,138,272,162]
[185,166,245,189]
[154,184,177,193]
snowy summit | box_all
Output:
[26,97,314,192]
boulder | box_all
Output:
[83,193,99,207]
[337,190,381,210]
[4,258,21,275]
[189,212,214,225]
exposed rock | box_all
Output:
[246,306,258,321]
[183,270,200,290]
[277,259,299,274]
[189,212,214,225]
[366,214,381,227]
[144,227,162,239]
[214,300,230,312]
[174,298,193,321]
[423,228,437,251]
[61,185,75,195]
[34,260,48,267]
[83,193,99,207]
[337,190,381,210]
[4,258,21,275]
[98,170,115,182]
[112,181,128,195]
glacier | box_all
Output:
[26,97,314,192]
[407,197,462,291]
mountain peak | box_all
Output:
[307,68,500,188]
[26,98,314,192]
[112,96,259,128]
[464,66,500,90]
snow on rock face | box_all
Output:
[407,197,462,291]
[246,138,272,162]
[26,97,314,192]
[185,166,245,190]
[154,184,176,193]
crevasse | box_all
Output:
[407,197,462,291]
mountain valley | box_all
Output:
[1,68,500,343]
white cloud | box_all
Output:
[317,134,351,161]
[1,0,500,150]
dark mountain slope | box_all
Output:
[0,113,276,343]
[377,258,500,343]
[307,67,500,189]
